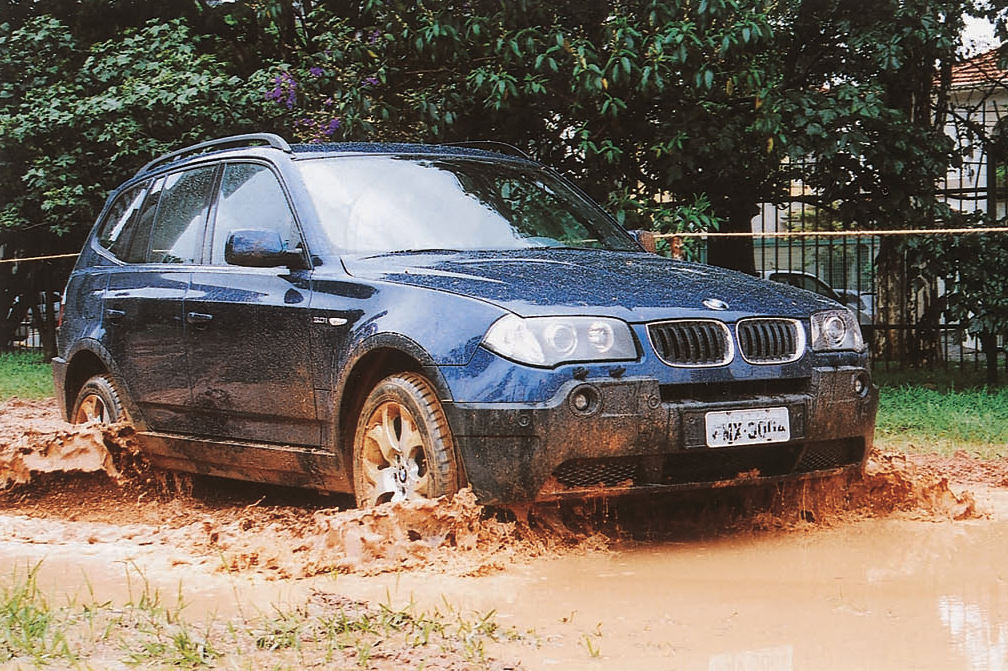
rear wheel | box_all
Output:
[352,372,459,507]
[70,374,126,424]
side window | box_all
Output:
[147,166,216,264]
[211,163,299,265]
[95,182,149,262]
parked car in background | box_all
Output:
[55,134,878,506]
[762,270,873,330]
[835,288,875,324]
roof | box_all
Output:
[950,47,1008,89]
[290,141,530,160]
[134,134,531,179]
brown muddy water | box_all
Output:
[2,398,1008,669]
[323,493,1008,670]
[2,501,1007,670]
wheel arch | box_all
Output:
[333,334,459,478]
[62,341,144,428]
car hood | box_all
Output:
[341,249,838,322]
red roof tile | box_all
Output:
[950,48,1008,89]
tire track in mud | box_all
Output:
[0,397,990,580]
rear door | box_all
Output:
[101,166,217,429]
[183,161,320,446]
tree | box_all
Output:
[248,0,970,275]
[0,0,983,357]
[0,15,271,350]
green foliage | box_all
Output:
[0,1,989,328]
[0,350,53,400]
[0,16,270,245]
[933,232,1008,337]
[238,0,971,273]
[251,0,781,233]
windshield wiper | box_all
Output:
[357,248,463,259]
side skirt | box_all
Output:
[139,431,352,493]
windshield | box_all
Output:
[296,156,639,255]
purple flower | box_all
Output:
[362,76,379,87]
[368,29,381,44]
[309,66,324,78]
[264,71,298,109]
[322,118,341,137]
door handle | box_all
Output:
[104,308,125,325]
[186,312,214,328]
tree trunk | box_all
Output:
[875,236,905,363]
[706,199,757,275]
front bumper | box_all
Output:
[443,367,877,503]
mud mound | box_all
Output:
[909,450,1008,487]
[0,398,132,488]
[182,489,579,578]
[762,451,980,528]
[543,450,982,540]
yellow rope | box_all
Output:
[0,253,79,265]
[657,227,1008,239]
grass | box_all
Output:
[0,563,529,669]
[0,350,53,400]
[875,384,1008,457]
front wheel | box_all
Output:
[70,374,127,424]
[352,372,459,507]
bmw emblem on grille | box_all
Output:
[703,298,729,311]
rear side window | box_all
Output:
[95,182,149,262]
[147,166,216,264]
[211,163,299,265]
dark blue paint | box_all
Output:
[343,248,837,321]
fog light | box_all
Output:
[568,384,601,416]
[852,372,871,398]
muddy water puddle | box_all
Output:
[336,514,1008,670]
[0,515,313,620]
[3,511,1004,670]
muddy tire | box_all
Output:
[352,372,459,507]
[70,374,127,425]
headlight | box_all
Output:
[483,314,637,367]
[810,309,865,352]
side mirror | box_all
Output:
[629,229,658,254]
[225,229,303,268]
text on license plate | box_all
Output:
[704,407,791,448]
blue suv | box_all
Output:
[54,134,877,505]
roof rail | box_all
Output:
[134,133,292,178]
[445,141,532,160]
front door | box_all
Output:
[183,162,319,446]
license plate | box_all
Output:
[705,407,791,447]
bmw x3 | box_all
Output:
[54,133,878,505]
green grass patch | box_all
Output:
[872,363,1003,392]
[876,385,1008,458]
[0,350,53,401]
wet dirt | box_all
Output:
[1,397,1007,669]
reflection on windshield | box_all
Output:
[296,156,637,255]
